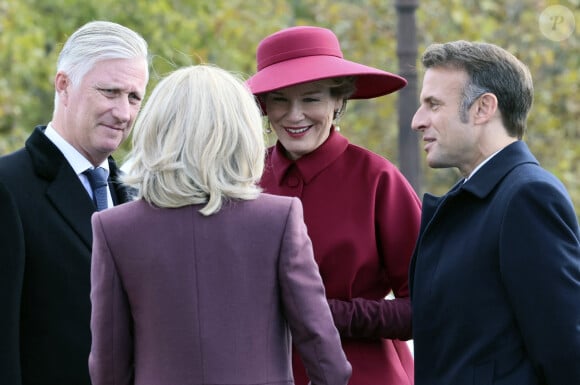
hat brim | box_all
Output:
[247,55,407,100]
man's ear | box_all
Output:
[54,72,70,105]
[473,93,498,124]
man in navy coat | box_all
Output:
[410,40,580,385]
[0,21,149,385]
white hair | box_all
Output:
[54,20,149,105]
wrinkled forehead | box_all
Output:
[86,57,148,90]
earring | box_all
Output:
[265,119,272,134]
[333,110,342,131]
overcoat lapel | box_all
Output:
[409,141,540,297]
[26,126,95,248]
[46,166,95,247]
[108,158,134,204]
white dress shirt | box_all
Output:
[44,123,113,209]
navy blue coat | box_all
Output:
[0,126,132,385]
[410,140,580,385]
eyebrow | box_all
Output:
[421,95,441,104]
[95,84,144,98]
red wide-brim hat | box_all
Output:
[247,26,407,99]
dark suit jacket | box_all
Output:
[0,126,132,385]
[410,140,580,385]
[89,196,351,385]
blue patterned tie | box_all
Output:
[84,167,109,211]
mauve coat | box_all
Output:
[89,195,351,385]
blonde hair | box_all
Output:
[123,64,265,215]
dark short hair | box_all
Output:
[322,76,357,99]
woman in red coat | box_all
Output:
[247,26,422,385]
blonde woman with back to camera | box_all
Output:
[88,65,351,385]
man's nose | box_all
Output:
[411,105,427,132]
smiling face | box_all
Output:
[264,81,343,160]
[54,57,149,166]
[412,67,485,176]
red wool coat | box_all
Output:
[260,129,422,385]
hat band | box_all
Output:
[258,46,343,70]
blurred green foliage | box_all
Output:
[0,0,578,217]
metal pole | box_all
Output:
[395,0,422,195]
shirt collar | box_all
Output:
[460,141,538,198]
[44,123,110,176]
[269,127,349,184]
[464,148,503,182]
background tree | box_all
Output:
[0,0,578,217]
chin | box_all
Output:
[101,141,122,154]
[427,158,445,169]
